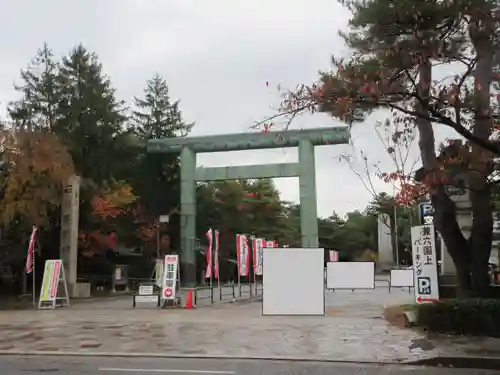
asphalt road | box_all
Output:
[0,356,498,375]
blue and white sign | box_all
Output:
[419,202,434,225]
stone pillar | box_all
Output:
[180,147,197,286]
[60,175,80,294]
[377,213,395,270]
[298,139,319,248]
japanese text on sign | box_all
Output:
[411,225,439,304]
[162,255,179,300]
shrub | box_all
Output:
[416,298,500,337]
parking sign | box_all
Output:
[418,202,434,225]
[411,225,439,304]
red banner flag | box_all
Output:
[25,226,37,274]
[205,229,213,279]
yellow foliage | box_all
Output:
[102,179,137,208]
[0,130,74,227]
[356,249,378,262]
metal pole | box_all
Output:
[156,218,160,259]
[238,267,241,297]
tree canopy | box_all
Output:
[261,0,500,296]
[0,41,418,291]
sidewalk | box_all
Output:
[0,297,438,363]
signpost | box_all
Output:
[161,254,180,307]
[411,225,439,304]
[38,259,70,309]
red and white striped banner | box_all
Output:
[236,234,250,276]
[51,260,62,298]
[25,226,37,274]
[329,250,339,262]
[264,239,277,248]
[205,229,213,279]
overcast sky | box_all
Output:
[0,0,454,217]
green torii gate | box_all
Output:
[147,127,350,285]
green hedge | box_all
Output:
[416,299,500,337]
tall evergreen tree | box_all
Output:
[132,74,193,139]
[9,43,61,130]
[131,74,194,249]
[56,44,127,183]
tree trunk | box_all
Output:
[469,188,493,296]
[432,189,472,296]
[467,5,495,296]
[414,60,474,296]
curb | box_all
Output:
[407,356,500,369]
[0,350,419,365]
[194,296,262,308]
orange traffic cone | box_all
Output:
[185,289,194,309]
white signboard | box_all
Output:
[411,225,439,304]
[135,295,158,303]
[389,269,414,287]
[263,248,324,315]
[138,285,154,295]
[326,262,375,289]
[161,255,179,300]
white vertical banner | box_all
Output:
[253,238,264,276]
[237,234,250,276]
[162,254,179,300]
[411,225,439,304]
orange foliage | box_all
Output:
[0,130,74,227]
[91,179,137,219]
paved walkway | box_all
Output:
[0,283,440,363]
